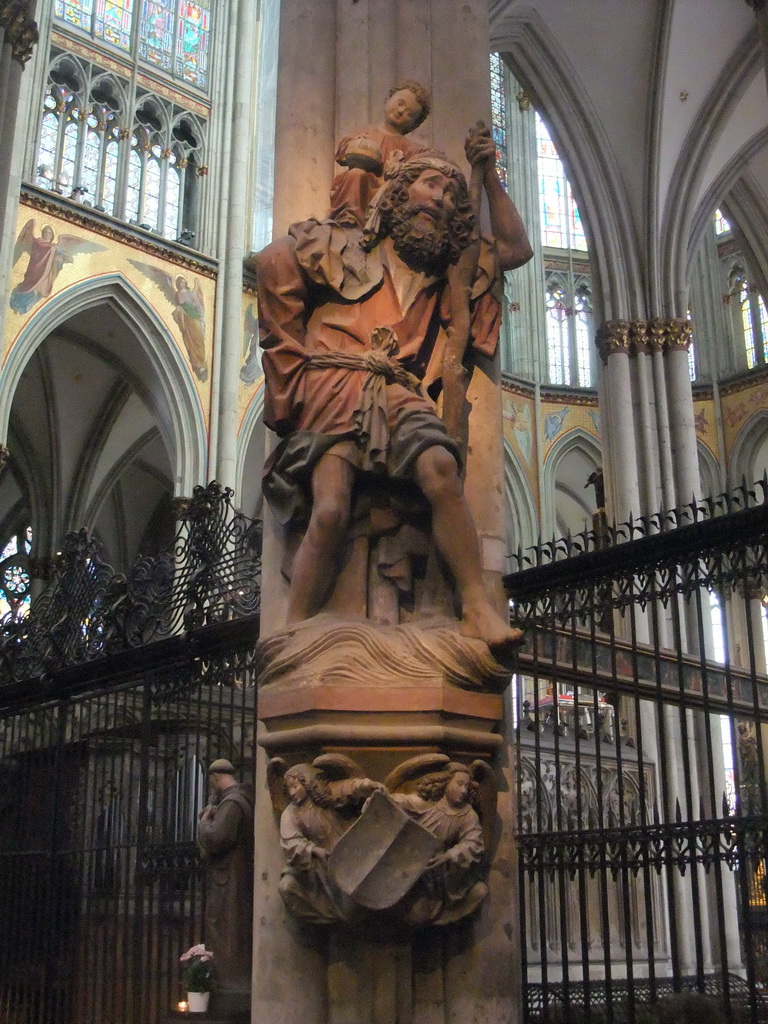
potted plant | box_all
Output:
[179,944,215,1013]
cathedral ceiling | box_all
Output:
[491,0,767,306]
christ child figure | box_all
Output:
[329,79,431,226]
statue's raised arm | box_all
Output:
[464,122,533,272]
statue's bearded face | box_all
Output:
[387,168,462,275]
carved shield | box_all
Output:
[329,791,440,910]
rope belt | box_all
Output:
[306,350,419,392]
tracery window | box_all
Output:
[34,51,206,243]
[726,262,768,370]
[714,208,731,236]
[0,527,32,622]
[490,56,594,389]
[54,0,212,90]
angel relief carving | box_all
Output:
[128,260,208,381]
[10,219,107,315]
[267,753,496,927]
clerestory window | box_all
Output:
[54,0,212,91]
[490,54,593,388]
[34,50,206,243]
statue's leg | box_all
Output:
[286,449,356,623]
[414,445,523,658]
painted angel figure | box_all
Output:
[128,259,208,381]
[267,754,386,924]
[239,302,261,385]
[10,219,107,316]
[386,753,496,926]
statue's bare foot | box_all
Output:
[460,597,525,667]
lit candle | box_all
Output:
[177,1001,188,1013]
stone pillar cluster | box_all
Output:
[596,316,697,523]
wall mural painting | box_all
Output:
[543,406,569,443]
[502,394,533,466]
[127,260,208,382]
[10,219,107,316]
[239,302,260,386]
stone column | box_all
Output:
[0,3,37,199]
[253,2,525,1022]
[595,321,641,523]
[0,0,37,409]
[211,0,258,490]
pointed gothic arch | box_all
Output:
[728,408,768,489]
[489,4,642,319]
[662,29,763,314]
[0,273,207,496]
[504,439,538,562]
[235,381,265,519]
[541,426,602,539]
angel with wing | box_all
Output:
[10,219,107,316]
[128,259,208,381]
[386,754,495,926]
[268,754,386,924]
[239,302,261,385]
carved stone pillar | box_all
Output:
[0,2,37,208]
[595,316,698,522]
[253,3,522,1023]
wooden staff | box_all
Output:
[440,121,486,466]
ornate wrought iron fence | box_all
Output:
[506,478,768,1023]
[5,476,768,1022]
[0,481,261,696]
[0,483,260,1024]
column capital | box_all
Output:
[595,319,630,361]
[0,0,39,65]
[598,317,693,359]
[664,316,693,352]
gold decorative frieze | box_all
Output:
[1,0,38,65]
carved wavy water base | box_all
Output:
[256,613,512,694]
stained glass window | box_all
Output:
[175,1,211,88]
[54,0,213,90]
[164,153,181,240]
[546,284,570,386]
[537,114,587,251]
[95,0,134,50]
[56,0,94,31]
[489,53,508,192]
[140,0,175,72]
[715,209,731,235]
[575,285,592,387]
[125,141,142,223]
[729,265,768,370]
[0,528,32,623]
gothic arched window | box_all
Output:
[490,56,594,389]
[34,52,205,243]
[0,527,32,622]
[727,262,768,370]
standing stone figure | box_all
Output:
[197,759,254,990]
[254,123,533,660]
